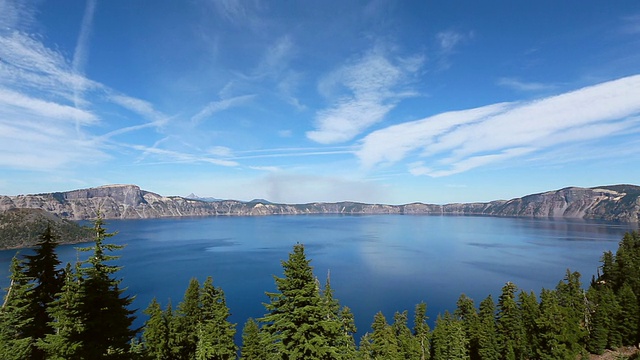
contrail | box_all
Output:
[72,0,97,135]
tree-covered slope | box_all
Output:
[0,208,91,249]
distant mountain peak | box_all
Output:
[184,193,223,202]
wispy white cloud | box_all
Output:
[109,94,167,122]
[71,0,97,107]
[497,77,556,92]
[190,94,256,124]
[0,0,37,29]
[437,30,469,54]
[434,30,474,70]
[358,74,640,176]
[620,14,640,34]
[0,88,98,124]
[257,36,294,77]
[0,31,96,103]
[124,142,239,167]
[308,47,424,144]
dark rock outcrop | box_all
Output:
[1,184,639,222]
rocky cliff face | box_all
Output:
[1,184,639,222]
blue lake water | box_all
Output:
[0,215,636,343]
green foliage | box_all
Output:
[455,294,479,360]
[0,209,91,249]
[38,263,84,359]
[173,277,202,359]
[0,256,35,360]
[260,243,335,359]
[535,289,570,359]
[241,318,266,360]
[517,290,539,360]
[369,311,400,359]
[496,282,524,360]
[431,311,469,360]
[412,302,431,360]
[23,225,64,360]
[142,298,171,360]
[476,295,499,360]
[195,277,237,360]
[39,216,136,359]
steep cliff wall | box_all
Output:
[1,184,639,222]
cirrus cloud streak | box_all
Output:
[358,74,640,176]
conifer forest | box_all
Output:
[2,217,640,359]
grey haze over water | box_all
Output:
[0,215,636,339]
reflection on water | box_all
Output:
[0,215,635,341]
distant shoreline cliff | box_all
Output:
[1,184,639,222]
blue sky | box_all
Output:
[1,0,640,204]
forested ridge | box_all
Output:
[2,219,640,359]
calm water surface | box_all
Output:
[0,215,636,340]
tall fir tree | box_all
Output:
[455,294,479,360]
[0,255,34,360]
[412,302,431,360]
[23,224,64,360]
[392,310,420,359]
[41,216,136,359]
[195,276,237,360]
[517,290,540,360]
[142,298,171,360]
[75,216,136,358]
[320,275,347,359]
[38,263,84,359]
[555,270,587,356]
[496,282,524,360]
[476,295,499,360]
[615,283,639,346]
[586,285,620,354]
[173,277,202,360]
[337,306,358,359]
[260,243,334,359]
[431,311,469,360]
[369,311,400,359]
[535,289,570,360]
[241,318,266,360]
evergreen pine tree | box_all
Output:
[517,290,539,360]
[174,277,202,360]
[412,302,430,360]
[431,311,469,360]
[616,283,639,346]
[496,282,524,360]
[369,311,400,359]
[555,270,587,356]
[241,318,266,360]
[0,255,34,360]
[535,289,569,360]
[195,276,237,360]
[142,298,171,360]
[392,310,420,359]
[23,225,64,360]
[455,294,479,360]
[586,285,619,354]
[38,263,85,359]
[357,333,373,360]
[260,243,334,359]
[320,275,346,359]
[476,295,499,360]
[74,216,136,358]
[337,306,357,359]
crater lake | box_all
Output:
[0,214,636,342]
